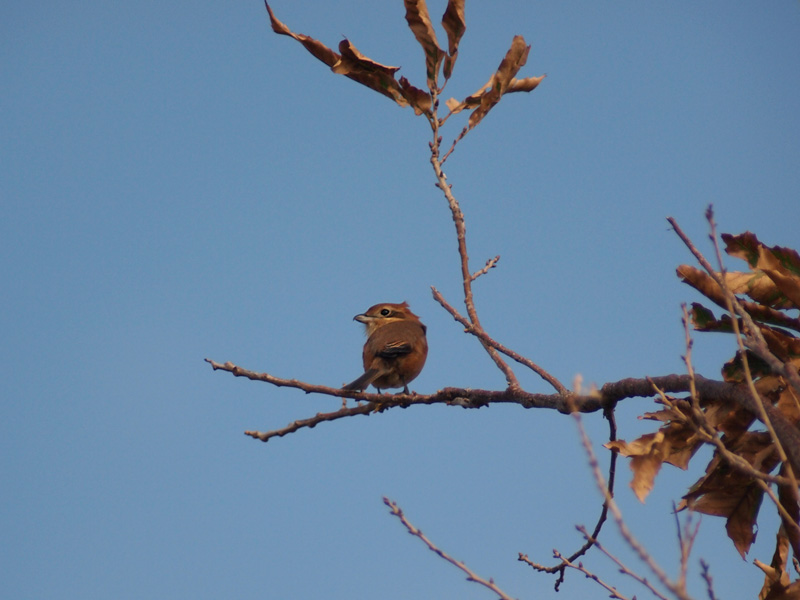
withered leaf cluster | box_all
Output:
[265,1,543,127]
[608,232,800,593]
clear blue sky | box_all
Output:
[3,1,799,598]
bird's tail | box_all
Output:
[342,369,380,391]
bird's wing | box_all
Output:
[375,340,412,358]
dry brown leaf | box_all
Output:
[468,36,531,130]
[333,40,400,76]
[399,76,433,115]
[266,2,431,112]
[606,434,664,502]
[682,432,780,558]
[723,350,774,383]
[266,2,340,67]
[677,265,725,307]
[760,327,800,363]
[724,232,800,310]
[776,383,800,425]
[715,393,757,439]
[725,486,763,559]
[757,531,795,600]
[404,0,444,91]
[678,265,785,310]
[684,467,762,558]
[760,579,800,600]
[777,464,800,557]
[441,0,465,80]
[608,399,719,501]
[677,266,800,332]
[508,75,546,93]
[724,231,765,267]
[443,74,492,116]
[333,40,408,105]
[757,244,800,310]
[445,73,545,118]
[727,270,789,308]
[444,96,462,112]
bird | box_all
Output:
[342,301,428,394]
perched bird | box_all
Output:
[342,302,428,394]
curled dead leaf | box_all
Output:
[607,432,667,502]
[723,232,800,310]
[681,432,779,558]
[404,0,444,91]
[441,0,466,80]
[266,2,434,113]
[266,2,339,67]
[468,35,531,129]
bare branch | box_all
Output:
[520,407,617,588]
[699,560,719,600]
[574,526,671,600]
[568,397,693,600]
[208,358,800,462]
[470,255,500,281]
[551,549,631,600]
[433,288,568,394]
[674,506,701,593]
[383,497,517,600]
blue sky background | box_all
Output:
[3,1,799,598]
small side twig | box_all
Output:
[470,255,501,281]
[428,115,521,390]
[439,125,468,164]
[383,497,517,600]
[575,526,670,600]
[520,406,617,590]
[551,549,630,600]
[699,560,719,600]
[568,396,692,600]
[433,288,568,394]
[674,504,701,593]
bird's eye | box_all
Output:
[380,308,391,316]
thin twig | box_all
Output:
[433,288,568,394]
[674,505,701,593]
[567,396,692,600]
[551,549,630,600]
[470,255,501,281]
[520,406,617,588]
[699,560,719,600]
[440,125,468,164]
[428,110,521,390]
[383,497,517,600]
[575,526,671,600]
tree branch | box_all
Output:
[519,406,618,589]
[428,102,522,390]
[384,497,517,600]
[207,357,800,472]
[433,287,568,394]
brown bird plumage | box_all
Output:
[342,302,428,394]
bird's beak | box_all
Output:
[353,314,369,323]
